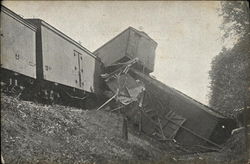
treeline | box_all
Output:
[209,34,249,114]
[209,1,249,115]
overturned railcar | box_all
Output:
[130,69,237,148]
[94,27,157,74]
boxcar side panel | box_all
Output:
[94,30,130,67]
[1,11,36,78]
[127,30,157,72]
[40,26,96,93]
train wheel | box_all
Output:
[1,76,25,98]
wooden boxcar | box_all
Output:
[1,6,37,79]
[94,27,157,74]
[27,19,101,95]
[130,69,237,147]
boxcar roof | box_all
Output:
[26,18,100,61]
[94,26,158,55]
[1,5,37,31]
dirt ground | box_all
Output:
[1,94,249,164]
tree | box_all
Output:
[219,1,249,41]
[209,35,249,113]
[209,1,250,115]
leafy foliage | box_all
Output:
[209,35,250,113]
[209,2,250,114]
[219,1,249,40]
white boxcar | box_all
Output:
[94,27,157,73]
[27,19,101,94]
[1,6,37,78]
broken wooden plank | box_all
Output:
[96,90,118,111]
[158,118,166,140]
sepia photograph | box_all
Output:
[1,1,249,164]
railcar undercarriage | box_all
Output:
[1,68,99,109]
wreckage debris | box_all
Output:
[94,26,238,151]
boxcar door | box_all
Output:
[78,53,84,88]
[73,50,84,88]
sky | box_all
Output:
[2,1,224,105]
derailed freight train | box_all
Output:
[1,5,237,150]
[94,27,237,150]
[1,6,102,107]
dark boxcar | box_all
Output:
[27,19,101,94]
[130,69,236,147]
[1,6,37,78]
[94,27,157,74]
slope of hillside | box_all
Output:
[1,94,248,164]
[1,94,167,164]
